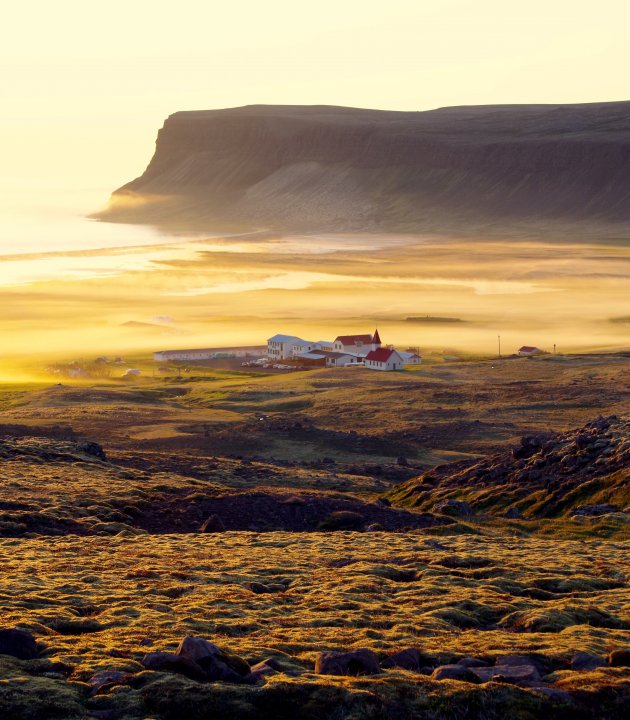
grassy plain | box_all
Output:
[0,352,628,718]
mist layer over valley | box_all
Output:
[1,229,629,379]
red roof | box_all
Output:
[373,328,381,345]
[335,334,373,345]
[365,348,396,363]
[519,346,540,353]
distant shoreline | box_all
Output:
[406,316,464,324]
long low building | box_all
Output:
[154,346,266,362]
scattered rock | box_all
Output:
[431,664,478,682]
[249,657,283,681]
[571,651,606,671]
[494,654,542,669]
[177,635,251,683]
[141,651,207,682]
[570,504,620,517]
[315,649,381,676]
[457,657,490,668]
[78,441,107,461]
[88,670,132,695]
[608,649,630,667]
[470,663,540,685]
[0,628,39,659]
[199,514,225,533]
[381,648,432,671]
[432,499,473,517]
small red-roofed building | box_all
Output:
[518,346,545,356]
[364,347,405,371]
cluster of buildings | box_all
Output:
[267,329,421,371]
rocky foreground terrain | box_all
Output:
[389,415,629,520]
[96,102,630,234]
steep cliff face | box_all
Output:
[98,103,630,233]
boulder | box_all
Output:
[457,657,490,668]
[0,628,38,660]
[249,657,283,682]
[381,648,432,671]
[608,649,630,667]
[87,670,132,695]
[177,635,251,683]
[494,653,541,669]
[78,441,107,461]
[141,651,207,682]
[470,663,540,685]
[199,514,225,533]
[431,664,477,682]
[505,507,522,519]
[176,636,223,663]
[315,649,380,676]
[432,499,473,517]
[571,651,606,671]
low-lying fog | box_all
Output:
[1,229,628,379]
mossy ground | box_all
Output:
[0,531,628,718]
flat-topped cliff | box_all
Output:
[97,102,630,234]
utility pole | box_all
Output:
[498,335,501,358]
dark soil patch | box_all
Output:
[135,490,448,534]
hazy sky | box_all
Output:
[2,0,629,214]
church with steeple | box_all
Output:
[333,329,382,357]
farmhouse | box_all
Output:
[267,334,302,360]
[518,346,545,357]
[399,351,422,365]
[364,347,405,371]
[293,350,361,367]
[290,339,317,356]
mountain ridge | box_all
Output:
[96,101,630,235]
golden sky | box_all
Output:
[2,0,629,213]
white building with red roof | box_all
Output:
[333,329,381,357]
[364,347,405,371]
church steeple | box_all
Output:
[372,328,381,348]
